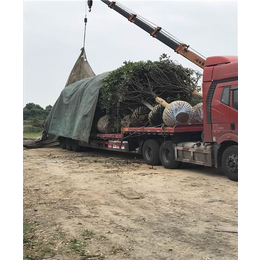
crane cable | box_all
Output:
[82,0,88,49]
[114,1,206,60]
[82,0,93,49]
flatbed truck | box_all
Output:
[59,2,238,181]
[59,55,238,181]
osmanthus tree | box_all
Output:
[98,54,202,123]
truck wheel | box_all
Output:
[59,137,66,149]
[159,141,181,169]
[201,131,204,142]
[222,145,238,181]
[142,139,161,165]
[71,139,81,152]
[65,138,72,151]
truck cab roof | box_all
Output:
[203,56,238,82]
[205,56,238,67]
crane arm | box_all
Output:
[99,0,206,69]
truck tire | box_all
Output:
[142,139,161,165]
[159,141,181,169]
[65,138,72,151]
[222,145,238,181]
[59,137,66,149]
[71,139,81,152]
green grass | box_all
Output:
[69,230,105,259]
[23,221,56,259]
[82,230,95,240]
[23,132,42,139]
[23,118,44,139]
[23,222,103,260]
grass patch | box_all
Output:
[70,238,85,254]
[23,222,35,247]
[23,222,35,233]
[23,221,55,259]
[23,132,42,139]
[24,222,103,260]
[69,231,105,259]
[82,230,95,240]
[23,120,43,139]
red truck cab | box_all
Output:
[202,56,238,179]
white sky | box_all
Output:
[23,0,238,108]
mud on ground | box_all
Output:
[23,145,238,260]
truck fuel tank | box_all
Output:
[175,142,213,167]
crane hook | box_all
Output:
[87,0,93,12]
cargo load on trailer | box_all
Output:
[44,55,202,142]
[44,72,109,142]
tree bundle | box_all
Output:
[98,54,202,122]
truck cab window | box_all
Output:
[233,89,238,110]
[221,86,230,106]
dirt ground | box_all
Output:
[23,144,238,260]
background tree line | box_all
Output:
[23,103,52,135]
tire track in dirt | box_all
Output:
[24,146,237,260]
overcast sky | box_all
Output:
[23,0,237,108]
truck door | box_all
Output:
[210,81,238,142]
[230,86,238,133]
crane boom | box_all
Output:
[99,0,206,69]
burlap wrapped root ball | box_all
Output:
[97,115,113,133]
[155,97,193,126]
[130,106,150,127]
[190,102,203,124]
[98,106,151,132]
[120,107,150,128]
[163,101,193,126]
[121,115,131,127]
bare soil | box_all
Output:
[23,144,238,260]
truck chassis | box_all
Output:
[58,124,238,181]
